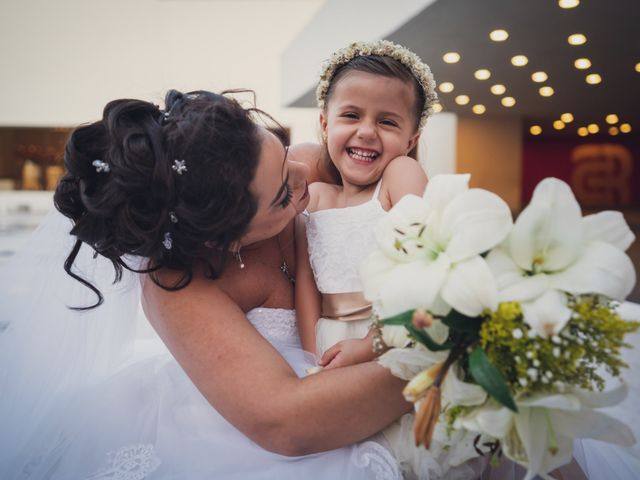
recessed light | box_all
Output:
[439,82,455,93]
[586,73,602,84]
[455,95,470,105]
[511,55,528,67]
[577,127,588,137]
[432,103,443,113]
[574,58,591,69]
[553,120,566,130]
[531,71,548,83]
[490,84,506,95]
[489,29,509,42]
[561,113,574,123]
[530,125,542,135]
[587,123,599,134]
[443,52,461,63]
[605,114,619,124]
[568,34,587,46]
[559,0,580,8]
[609,126,620,136]
[620,123,632,133]
[472,104,486,114]
[539,86,555,97]
[636,63,640,73]
[474,69,491,80]
[501,97,516,107]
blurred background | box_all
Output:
[0,0,638,300]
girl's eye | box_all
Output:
[280,184,293,209]
[380,119,398,127]
[342,112,358,119]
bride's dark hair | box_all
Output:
[55,89,279,308]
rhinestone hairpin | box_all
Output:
[92,159,110,173]
[172,159,187,175]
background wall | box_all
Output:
[0,0,323,143]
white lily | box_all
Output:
[456,382,635,480]
[486,178,636,337]
[361,174,513,318]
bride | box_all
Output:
[0,89,410,479]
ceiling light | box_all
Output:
[472,104,486,114]
[443,52,461,64]
[586,73,602,84]
[501,97,516,107]
[474,69,491,80]
[605,114,619,124]
[511,55,528,67]
[561,113,574,123]
[620,123,632,133]
[553,120,566,130]
[439,82,454,93]
[432,103,443,113]
[587,123,599,134]
[530,125,542,135]
[559,0,580,8]
[578,127,588,137]
[531,71,548,82]
[636,63,640,73]
[455,95,470,105]
[490,84,506,95]
[568,34,587,46]
[489,29,509,42]
[539,86,555,97]
[609,126,619,136]
[574,58,591,69]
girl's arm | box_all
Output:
[295,214,322,354]
[143,279,411,457]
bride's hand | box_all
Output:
[319,336,376,369]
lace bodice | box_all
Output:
[246,308,298,343]
[306,195,386,294]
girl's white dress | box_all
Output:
[0,211,402,480]
[307,180,386,355]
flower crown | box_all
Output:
[316,40,438,129]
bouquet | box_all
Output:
[361,174,638,479]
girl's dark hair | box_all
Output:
[320,55,425,185]
[55,89,280,308]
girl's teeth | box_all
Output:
[348,148,378,161]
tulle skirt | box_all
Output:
[3,338,401,480]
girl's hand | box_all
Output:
[319,336,377,369]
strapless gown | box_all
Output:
[2,308,402,480]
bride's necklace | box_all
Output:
[277,235,295,285]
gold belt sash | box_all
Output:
[321,291,372,322]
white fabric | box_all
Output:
[0,209,402,480]
[307,181,386,355]
[573,301,640,480]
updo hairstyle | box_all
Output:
[54,89,280,308]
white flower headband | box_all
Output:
[316,40,438,130]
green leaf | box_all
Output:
[469,347,518,412]
[381,310,414,326]
[406,325,452,351]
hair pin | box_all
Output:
[169,211,178,224]
[172,159,187,175]
[162,232,173,250]
[92,159,110,173]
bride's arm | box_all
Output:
[143,279,410,457]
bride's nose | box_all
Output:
[289,160,310,188]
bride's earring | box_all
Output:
[234,247,245,269]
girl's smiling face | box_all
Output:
[320,70,420,187]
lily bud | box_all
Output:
[403,362,443,402]
[411,309,433,329]
[414,385,441,448]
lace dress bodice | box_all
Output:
[246,308,298,343]
[306,184,386,294]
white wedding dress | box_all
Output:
[0,211,402,480]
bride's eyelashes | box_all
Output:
[280,183,293,208]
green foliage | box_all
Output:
[469,347,518,411]
[479,297,639,395]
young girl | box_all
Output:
[295,40,436,366]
